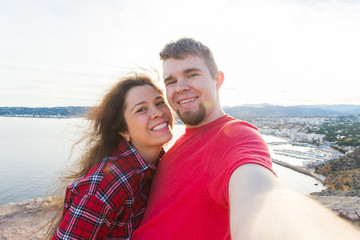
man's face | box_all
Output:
[163,55,223,128]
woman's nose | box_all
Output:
[150,107,163,119]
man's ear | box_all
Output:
[118,131,131,142]
[215,71,224,89]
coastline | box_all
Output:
[264,133,333,185]
[271,158,324,182]
[272,156,360,228]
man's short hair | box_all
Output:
[159,38,219,79]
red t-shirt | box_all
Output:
[132,115,275,240]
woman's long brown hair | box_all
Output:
[43,73,163,239]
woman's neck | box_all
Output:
[132,143,162,164]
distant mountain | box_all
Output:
[301,104,360,114]
[223,104,360,118]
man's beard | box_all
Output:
[176,104,206,126]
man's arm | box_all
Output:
[229,164,360,240]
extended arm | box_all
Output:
[229,164,360,240]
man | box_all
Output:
[132,38,360,239]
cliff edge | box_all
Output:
[0,195,359,240]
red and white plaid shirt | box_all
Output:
[53,138,161,240]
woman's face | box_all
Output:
[123,85,173,153]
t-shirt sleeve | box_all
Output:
[206,121,275,205]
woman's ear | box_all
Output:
[118,131,131,142]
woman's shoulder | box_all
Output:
[66,159,111,196]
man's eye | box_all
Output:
[188,74,197,79]
[166,80,176,86]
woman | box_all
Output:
[49,73,173,239]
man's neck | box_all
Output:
[185,108,226,129]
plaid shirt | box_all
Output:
[53,138,161,240]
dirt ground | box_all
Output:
[0,197,58,240]
[1,196,359,240]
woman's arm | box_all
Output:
[53,193,117,240]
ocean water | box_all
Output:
[0,117,325,206]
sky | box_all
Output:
[1,0,360,107]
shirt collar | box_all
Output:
[112,137,162,170]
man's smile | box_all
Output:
[178,97,198,105]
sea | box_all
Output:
[0,117,329,206]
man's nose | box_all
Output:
[175,79,190,94]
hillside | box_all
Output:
[315,147,360,192]
[0,106,90,118]
[1,104,360,119]
[223,104,360,118]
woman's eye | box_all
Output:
[136,107,147,113]
[156,101,166,106]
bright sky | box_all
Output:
[1,0,360,107]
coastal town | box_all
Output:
[254,115,360,162]
[254,115,360,150]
